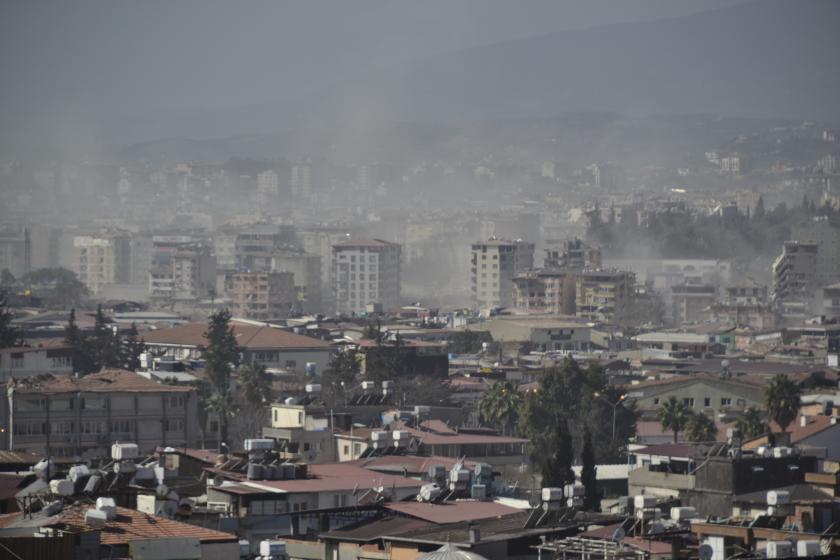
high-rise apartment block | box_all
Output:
[71,233,131,296]
[470,238,535,310]
[575,270,635,322]
[332,239,401,315]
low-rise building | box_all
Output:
[0,343,73,382]
[482,317,592,352]
[625,374,764,416]
[142,321,332,376]
[2,369,198,458]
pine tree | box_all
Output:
[581,427,599,511]
[64,309,96,375]
[542,417,575,487]
[203,310,241,395]
[0,289,21,348]
[92,304,123,369]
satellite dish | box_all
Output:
[699,544,714,560]
[611,528,626,542]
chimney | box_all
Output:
[468,523,480,544]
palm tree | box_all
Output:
[735,407,768,438]
[206,393,239,450]
[477,381,523,435]
[765,374,801,434]
[237,363,273,407]
[685,413,717,443]
[657,397,692,443]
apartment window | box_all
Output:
[13,422,46,436]
[682,398,694,407]
[210,421,219,433]
[82,421,106,435]
[303,442,311,452]
[721,398,732,406]
[51,421,74,435]
[82,397,107,410]
[10,353,24,369]
[51,356,72,368]
[50,398,74,411]
[353,443,361,456]
[17,398,46,412]
[165,419,184,433]
[111,420,134,434]
[285,360,296,369]
[167,395,185,408]
[653,398,660,405]
[343,445,350,455]
[704,398,711,408]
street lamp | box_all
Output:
[594,392,627,441]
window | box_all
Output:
[13,422,46,436]
[721,398,732,406]
[111,420,134,434]
[303,442,311,451]
[168,395,185,408]
[682,398,694,407]
[82,421,106,435]
[653,398,660,405]
[343,444,349,455]
[165,419,184,433]
[10,353,24,369]
[210,421,219,433]
[285,360,296,369]
[82,397,107,410]
[51,356,72,368]
[51,421,74,435]
[704,398,711,407]
[353,443,361,456]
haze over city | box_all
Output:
[1,2,839,559]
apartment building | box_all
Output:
[470,238,534,310]
[271,249,322,313]
[228,271,296,320]
[150,243,216,302]
[575,269,635,322]
[332,238,401,315]
[71,233,132,295]
[511,269,576,315]
[773,241,819,319]
[2,370,198,458]
[0,344,74,383]
[543,238,602,271]
[257,169,280,197]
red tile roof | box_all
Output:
[385,500,519,524]
[332,238,399,249]
[239,463,424,494]
[143,322,331,350]
[351,455,477,475]
[632,443,698,458]
[9,369,193,394]
[770,414,840,443]
[54,505,237,545]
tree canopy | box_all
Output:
[764,374,801,433]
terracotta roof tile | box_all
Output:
[9,369,193,394]
[143,322,331,350]
[384,501,520,523]
[54,505,237,545]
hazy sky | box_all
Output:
[0,0,748,151]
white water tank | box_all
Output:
[541,488,563,502]
[767,490,790,505]
[68,465,90,483]
[796,541,820,557]
[244,438,274,452]
[111,443,139,460]
[634,495,656,509]
[85,508,108,529]
[50,479,74,496]
[766,541,793,558]
[259,540,286,557]
[96,497,117,519]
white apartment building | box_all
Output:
[257,170,280,196]
[71,233,131,295]
[332,239,401,315]
[470,238,535,310]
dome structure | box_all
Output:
[416,544,489,560]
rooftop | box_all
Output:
[229,463,426,494]
[333,238,400,249]
[0,505,237,545]
[384,500,520,524]
[142,321,331,350]
[9,369,193,394]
